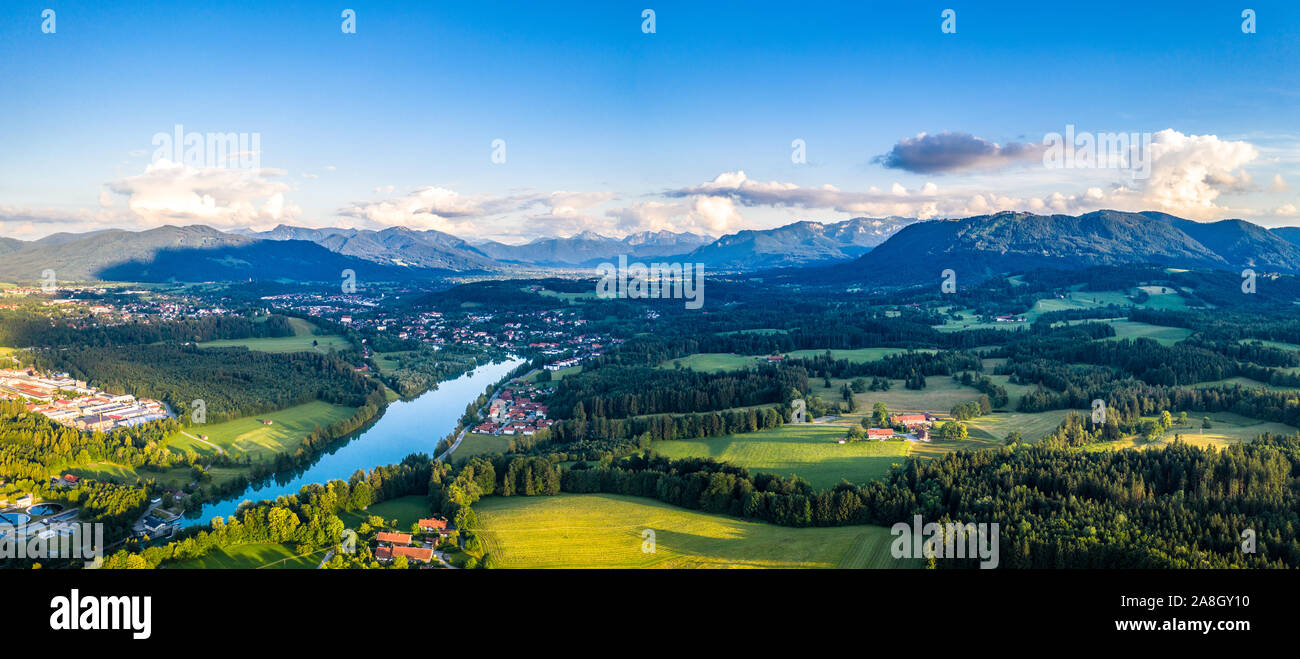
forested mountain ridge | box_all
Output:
[824,210,1300,286]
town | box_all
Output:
[0,368,172,432]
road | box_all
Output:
[435,367,540,463]
[179,430,224,454]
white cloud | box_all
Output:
[1128,129,1260,215]
[107,159,300,230]
[662,130,1268,223]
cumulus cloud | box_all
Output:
[107,159,300,230]
[1144,128,1263,211]
[333,187,617,236]
[336,186,488,232]
[874,131,1045,174]
[664,129,1268,223]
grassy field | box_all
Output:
[339,495,433,530]
[1240,339,1300,354]
[533,287,599,303]
[661,349,939,373]
[474,493,914,568]
[526,365,582,382]
[715,328,789,337]
[372,351,405,375]
[847,375,988,416]
[965,409,1073,444]
[197,317,350,353]
[780,348,933,363]
[170,543,325,569]
[1026,290,1135,318]
[653,423,909,488]
[166,401,356,460]
[658,353,766,373]
[933,310,1029,332]
[63,461,246,491]
[1085,411,1296,452]
[1102,320,1192,345]
[452,433,515,463]
[946,287,1189,329]
[1192,376,1300,392]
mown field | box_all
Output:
[452,433,515,463]
[780,348,932,363]
[526,365,581,382]
[1102,319,1192,345]
[844,375,988,415]
[660,349,936,373]
[170,543,325,569]
[653,423,909,488]
[197,317,350,353]
[66,461,249,491]
[965,409,1074,444]
[474,493,913,568]
[339,494,432,530]
[166,400,357,460]
[1086,411,1297,452]
[657,352,766,373]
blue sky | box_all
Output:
[1,1,1298,241]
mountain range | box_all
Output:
[4,211,1300,284]
[471,230,714,266]
[827,210,1300,286]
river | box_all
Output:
[182,357,526,527]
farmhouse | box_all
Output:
[867,427,894,440]
[376,545,434,564]
[375,531,412,545]
[418,517,448,532]
[891,414,930,428]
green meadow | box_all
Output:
[170,543,326,569]
[658,353,766,373]
[339,495,433,530]
[474,493,913,569]
[197,317,350,353]
[452,433,515,463]
[1086,411,1297,452]
[1102,320,1193,345]
[653,423,909,488]
[166,400,357,460]
[780,348,933,363]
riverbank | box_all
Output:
[182,357,527,527]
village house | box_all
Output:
[375,545,434,564]
[375,531,412,545]
[867,427,894,440]
[891,413,930,428]
[418,517,447,532]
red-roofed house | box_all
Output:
[891,414,929,428]
[376,531,412,545]
[392,546,434,563]
[867,428,894,440]
[418,517,448,532]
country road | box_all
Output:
[179,430,224,454]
